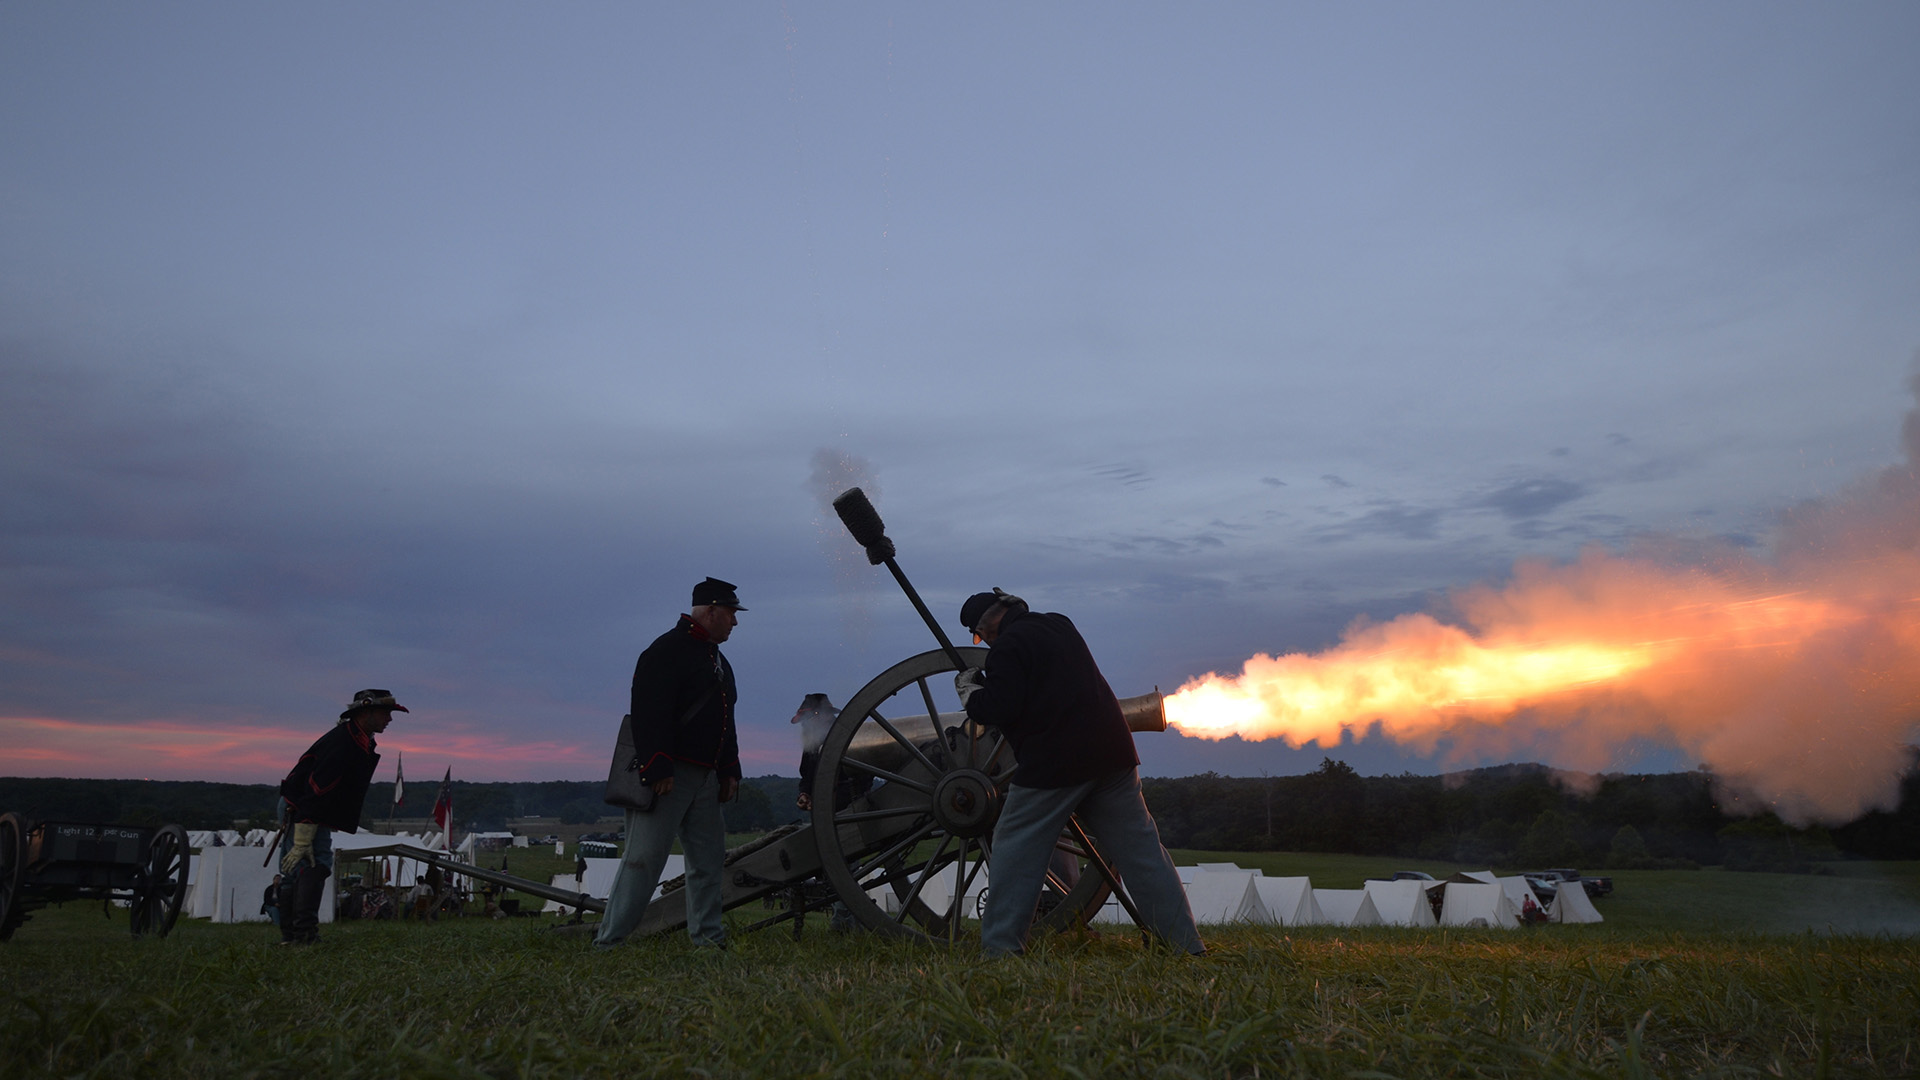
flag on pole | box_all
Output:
[392,751,405,808]
[431,767,453,851]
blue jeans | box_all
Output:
[981,766,1203,957]
[594,762,727,948]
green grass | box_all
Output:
[5,887,1920,1078]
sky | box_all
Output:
[3,4,1918,794]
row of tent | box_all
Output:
[1093,864,1604,928]
[540,859,1603,928]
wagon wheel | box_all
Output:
[129,824,188,938]
[0,813,25,941]
[811,647,1111,943]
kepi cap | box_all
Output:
[692,576,747,610]
[959,588,1024,634]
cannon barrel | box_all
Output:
[845,689,1165,773]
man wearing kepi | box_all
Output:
[594,577,745,949]
[955,589,1204,957]
[276,688,405,944]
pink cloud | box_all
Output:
[0,714,602,783]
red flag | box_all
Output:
[431,767,453,850]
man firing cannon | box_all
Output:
[955,589,1204,957]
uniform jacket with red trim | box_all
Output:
[628,614,742,785]
[279,719,381,832]
[960,609,1139,789]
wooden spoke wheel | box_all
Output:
[0,813,25,941]
[810,647,1111,943]
[129,824,188,938]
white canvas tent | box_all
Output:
[1449,870,1498,885]
[1548,882,1604,923]
[1439,882,1521,928]
[1363,879,1438,927]
[188,846,334,924]
[1311,888,1383,927]
[1251,876,1322,926]
[1183,869,1269,925]
[540,856,655,913]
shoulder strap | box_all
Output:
[677,685,718,730]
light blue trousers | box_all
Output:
[981,766,1204,957]
[593,762,727,948]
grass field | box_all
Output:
[5,852,1918,1078]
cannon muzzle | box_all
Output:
[1118,688,1166,733]
[844,687,1167,772]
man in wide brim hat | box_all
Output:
[273,688,407,944]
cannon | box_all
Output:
[0,813,190,940]
[620,488,1164,944]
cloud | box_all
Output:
[1320,474,1354,489]
[1311,502,1443,543]
[1091,462,1152,487]
[1477,477,1588,519]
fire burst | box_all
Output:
[1162,541,1920,825]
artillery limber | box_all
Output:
[0,813,190,940]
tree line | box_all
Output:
[3,755,1914,871]
[1140,755,1920,871]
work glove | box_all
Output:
[954,668,986,708]
[281,822,317,873]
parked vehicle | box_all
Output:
[1535,867,1613,898]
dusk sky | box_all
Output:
[4,4,1917,789]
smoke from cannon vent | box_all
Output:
[810,448,884,639]
[1166,368,1920,826]
[790,692,839,755]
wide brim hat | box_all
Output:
[341,689,410,720]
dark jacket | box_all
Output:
[629,614,742,784]
[960,609,1138,788]
[279,719,381,832]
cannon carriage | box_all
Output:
[0,813,190,940]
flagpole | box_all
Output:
[387,749,403,833]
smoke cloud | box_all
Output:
[1168,365,1920,825]
[809,446,882,638]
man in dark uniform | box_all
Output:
[276,688,406,944]
[954,589,1202,957]
[593,577,744,949]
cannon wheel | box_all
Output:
[0,813,24,941]
[811,647,1112,943]
[129,824,188,938]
